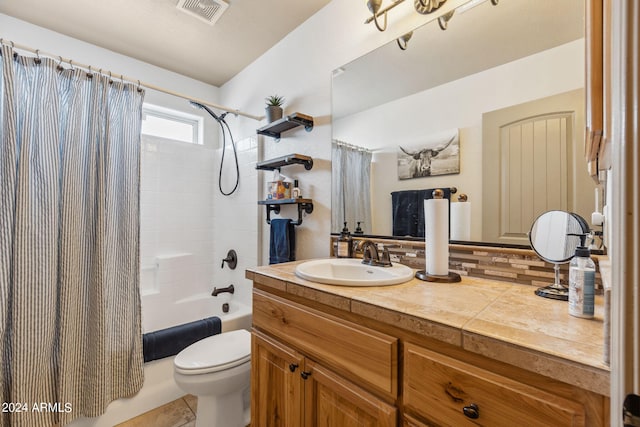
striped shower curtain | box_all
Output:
[331,141,372,234]
[0,45,144,426]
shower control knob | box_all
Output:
[221,249,237,269]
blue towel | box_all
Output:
[269,218,296,264]
[391,188,451,237]
[142,316,221,363]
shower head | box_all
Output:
[189,101,227,122]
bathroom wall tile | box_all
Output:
[331,237,604,290]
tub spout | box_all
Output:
[212,284,235,297]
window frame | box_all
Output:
[141,103,204,145]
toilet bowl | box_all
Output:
[173,329,251,427]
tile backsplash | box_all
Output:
[331,236,603,290]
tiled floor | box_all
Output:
[115,395,197,427]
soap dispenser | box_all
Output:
[336,222,353,258]
[354,222,364,235]
[569,246,595,319]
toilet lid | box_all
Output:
[174,329,251,374]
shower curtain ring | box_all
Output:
[34,49,42,65]
[137,80,142,93]
[87,65,93,79]
[69,60,74,70]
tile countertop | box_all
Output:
[246,259,610,397]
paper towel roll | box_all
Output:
[424,198,449,276]
[450,202,471,241]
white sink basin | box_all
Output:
[294,258,415,287]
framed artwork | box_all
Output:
[397,129,460,180]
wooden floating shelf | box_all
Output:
[257,113,314,140]
[256,153,313,171]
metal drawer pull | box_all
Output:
[289,363,298,372]
[301,371,311,380]
[463,403,479,419]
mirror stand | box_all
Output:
[534,263,569,301]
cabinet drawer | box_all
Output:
[404,343,585,427]
[253,289,398,397]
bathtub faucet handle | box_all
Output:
[221,249,238,270]
[212,284,235,297]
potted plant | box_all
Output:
[265,95,285,123]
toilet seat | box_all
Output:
[174,329,251,375]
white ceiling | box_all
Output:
[0,0,332,87]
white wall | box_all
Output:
[219,0,469,263]
[334,40,585,239]
[139,136,215,332]
[211,134,259,305]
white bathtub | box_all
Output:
[68,293,252,427]
[141,291,252,333]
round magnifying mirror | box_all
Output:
[529,210,589,300]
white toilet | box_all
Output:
[173,329,251,427]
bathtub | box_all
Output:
[68,293,252,427]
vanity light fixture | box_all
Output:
[414,0,448,15]
[438,0,498,31]
[364,0,405,32]
[437,10,455,30]
[397,31,413,50]
[456,0,498,15]
[365,0,496,33]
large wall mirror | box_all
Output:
[331,0,597,246]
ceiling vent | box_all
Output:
[176,0,229,26]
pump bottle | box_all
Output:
[336,222,353,258]
[569,246,595,319]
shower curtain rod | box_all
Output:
[0,39,264,122]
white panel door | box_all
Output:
[482,89,591,246]
[499,113,570,243]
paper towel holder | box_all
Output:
[415,270,461,283]
[415,188,462,283]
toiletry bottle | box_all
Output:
[569,246,595,319]
[336,222,353,258]
[354,222,364,235]
[292,179,301,198]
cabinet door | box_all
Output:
[403,414,434,427]
[252,331,304,427]
[304,360,397,427]
[404,343,586,427]
[253,289,398,398]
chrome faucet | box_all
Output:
[212,284,235,297]
[353,240,393,267]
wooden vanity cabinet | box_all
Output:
[251,285,606,427]
[251,331,305,426]
[304,360,397,427]
[251,288,398,427]
[403,343,586,427]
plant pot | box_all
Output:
[265,106,283,123]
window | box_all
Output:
[141,104,203,144]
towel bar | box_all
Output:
[259,199,314,225]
